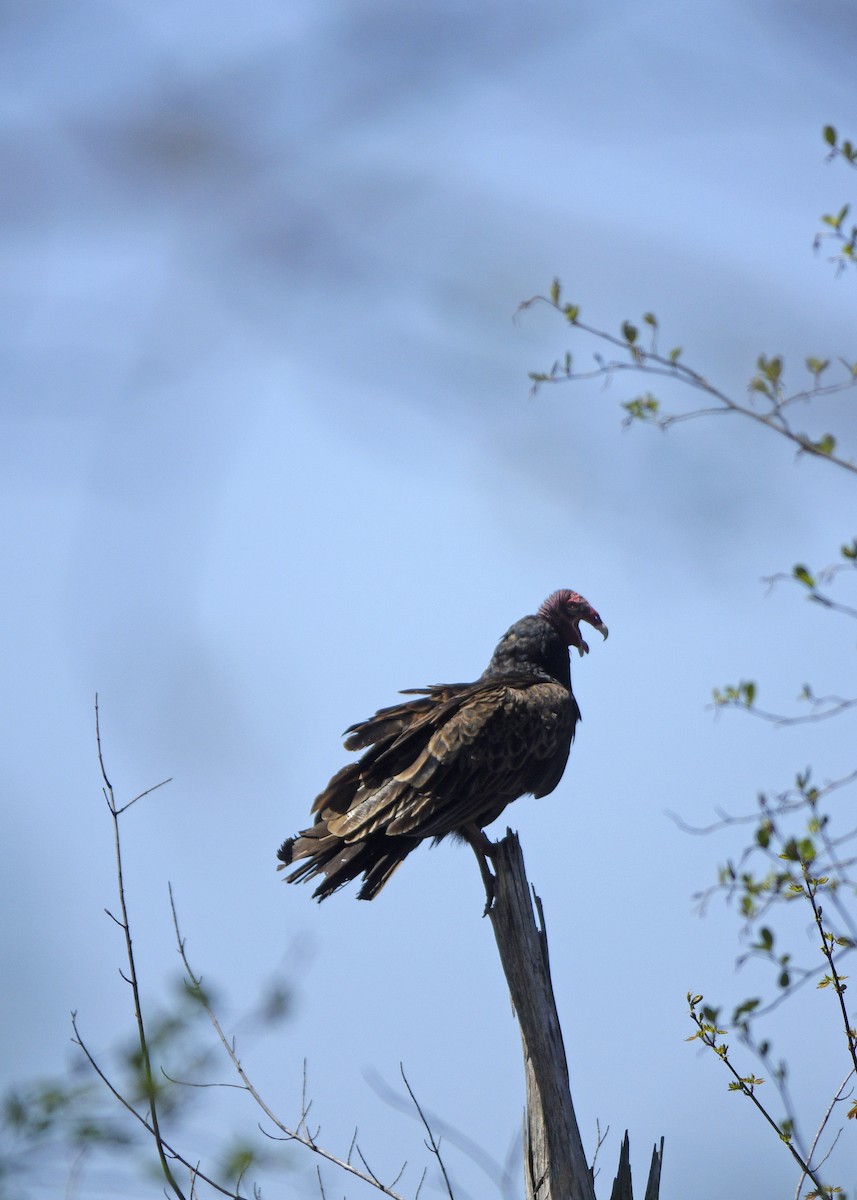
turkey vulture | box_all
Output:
[277,589,607,900]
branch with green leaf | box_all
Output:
[526,124,857,1198]
[521,281,857,474]
[817,126,857,272]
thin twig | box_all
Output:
[115,776,173,817]
[687,1002,828,1194]
[667,768,857,837]
[160,1069,247,1092]
[71,1014,244,1199]
[414,1165,428,1200]
[709,696,857,726]
[399,1066,455,1200]
[802,868,857,1078]
[793,1070,855,1200]
[354,1142,386,1188]
[365,1066,509,1190]
[589,1120,610,1180]
[169,888,410,1199]
[93,698,185,1200]
[520,295,857,475]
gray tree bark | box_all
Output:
[481,831,663,1200]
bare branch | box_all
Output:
[71,1015,245,1199]
[589,1120,610,1180]
[88,703,409,1200]
[710,695,857,727]
[94,694,112,794]
[169,887,411,1199]
[115,776,174,817]
[793,1070,855,1200]
[399,1067,455,1200]
[414,1165,427,1200]
[668,768,857,839]
[365,1066,511,1192]
[160,1068,248,1092]
[92,699,185,1200]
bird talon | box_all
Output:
[463,827,498,911]
[462,825,496,857]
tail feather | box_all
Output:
[277,827,415,901]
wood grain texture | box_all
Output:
[484,831,663,1200]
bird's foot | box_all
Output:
[462,825,497,915]
[463,825,498,858]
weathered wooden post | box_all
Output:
[482,830,663,1200]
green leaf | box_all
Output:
[622,320,638,344]
[823,125,837,146]
[622,393,659,424]
[220,1141,257,1180]
[755,821,772,849]
[563,303,580,323]
[797,837,816,863]
[733,997,761,1020]
[73,1119,133,1147]
[550,278,561,305]
[793,564,816,588]
[756,354,783,384]
[3,1092,28,1128]
[812,433,836,456]
[668,346,682,362]
[643,311,658,327]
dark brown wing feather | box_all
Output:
[277,675,578,901]
[340,685,464,751]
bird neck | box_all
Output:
[482,616,571,689]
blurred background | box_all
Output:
[2,0,856,1196]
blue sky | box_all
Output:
[2,1,856,1196]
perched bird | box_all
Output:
[277,589,607,901]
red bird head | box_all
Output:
[538,589,608,657]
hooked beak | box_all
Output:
[573,618,609,657]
